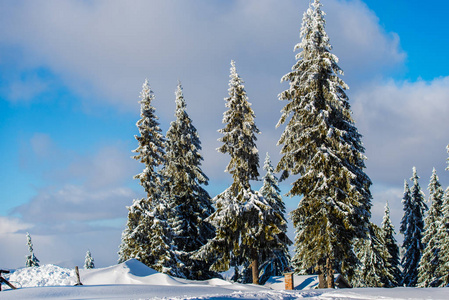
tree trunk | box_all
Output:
[252,258,259,285]
[326,257,335,289]
[318,264,326,289]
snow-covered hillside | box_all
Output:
[1,259,448,299]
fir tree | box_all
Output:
[353,223,395,288]
[418,168,444,287]
[438,145,449,287]
[401,167,427,287]
[84,250,95,269]
[118,80,181,277]
[132,79,165,199]
[260,153,287,218]
[196,61,288,285]
[218,60,260,190]
[276,0,371,285]
[381,202,401,287]
[162,82,215,280]
[25,232,39,267]
[439,186,449,287]
[400,181,412,237]
[258,153,292,282]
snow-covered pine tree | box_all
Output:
[276,0,372,286]
[84,250,95,269]
[401,167,427,287]
[162,82,215,280]
[399,181,411,240]
[218,60,260,189]
[353,223,395,288]
[132,79,165,199]
[381,202,401,287]
[196,61,288,285]
[260,153,287,219]
[258,152,292,283]
[25,232,39,267]
[439,186,449,287]
[418,168,444,287]
[118,80,181,277]
[438,145,449,287]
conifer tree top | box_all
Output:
[218,60,260,190]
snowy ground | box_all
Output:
[1,259,448,299]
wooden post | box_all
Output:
[74,266,83,286]
[0,270,17,291]
[284,272,294,290]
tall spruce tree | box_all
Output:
[381,202,401,287]
[196,61,288,285]
[353,223,395,288]
[25,232,39,267]
[118,80,181,277]
[276,0,372,285]
[162,82,215,280]
[418,168,444,287]
[401,167,427,287]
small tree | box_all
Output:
[401,167,427,287]
[438,145,449,286]
[84,250,95,269]
[354,223,395,288]
[381,202,401,287]
[439,186,449,287]
[418,168,444,287]
[25,232,39,267]
[258,153,292,283]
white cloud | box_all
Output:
[13,184,135,224]
[352,77,449,187]
[0,217,31,235]
[0,0,403,110]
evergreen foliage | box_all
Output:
[400,181,412,237]
[353,223,395,288]
[132,79,165,199]
[258,153,292,281]
[381,202,401,287]
[276,0,372,281]
[84,250,95,269]
[401,167,427,287]
[217,60,260,190]
[439,186,449,287]
[119,80,182,277]
[162,82,215,280]
[196,61,289,285]
[418,168,444,287]
[25,232,40,268]
[438,145,449,286]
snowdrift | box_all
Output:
[3,259,449,300]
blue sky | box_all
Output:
[0,0,448,269]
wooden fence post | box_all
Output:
[0,270,17,291]
[75,266,83,286]
[284,272,294,290]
